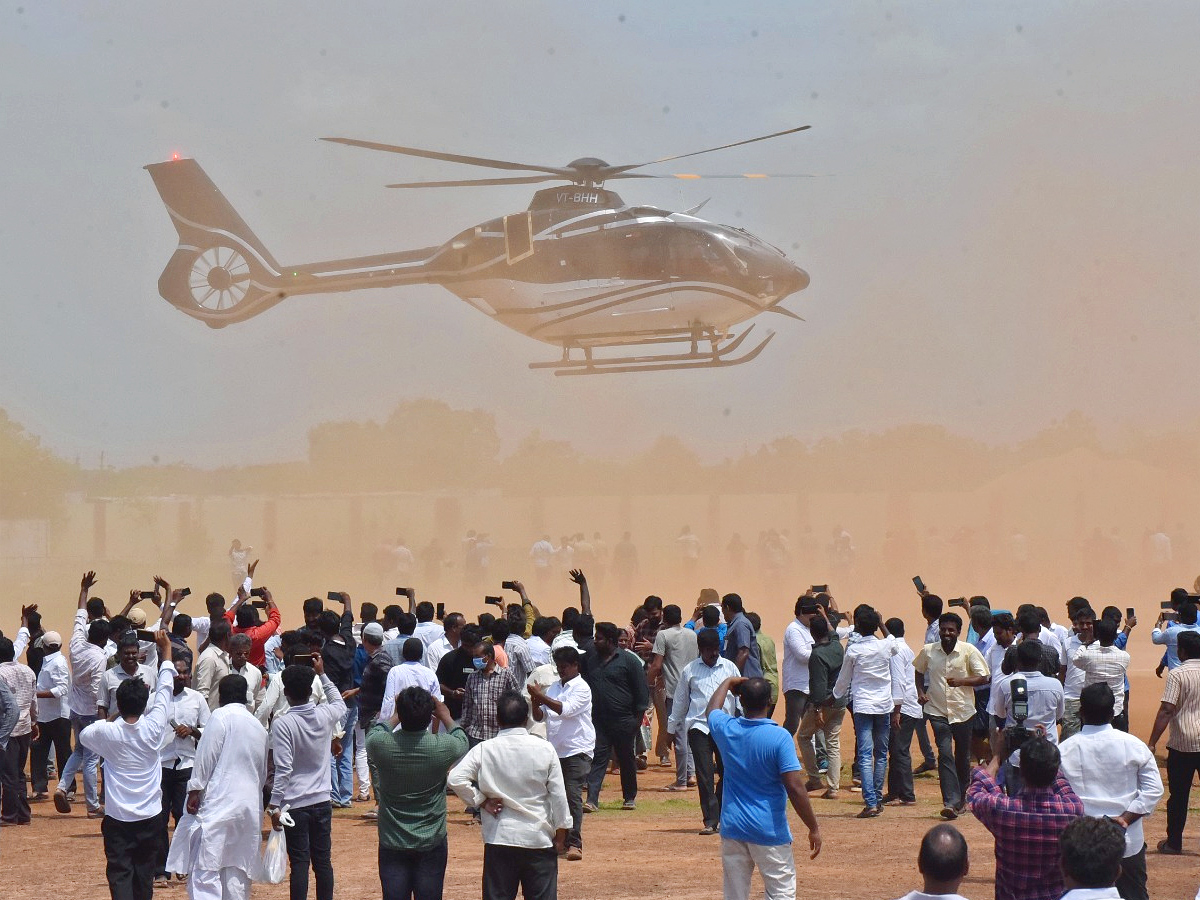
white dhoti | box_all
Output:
[188,866,251,900]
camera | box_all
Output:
[948,597,968,609]
[912,575,926,594]
[327,591,342,602]
[396,587,414,598]
[140,591,158,601]
[250,587,267,598]
[1003,677,1033,755]
[501,580,518,591]
[484,596,504,607]
[179,587,191,597]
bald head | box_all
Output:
[918,824,969,894]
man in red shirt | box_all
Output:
[225,586,281,669]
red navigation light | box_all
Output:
[171,152,180,161]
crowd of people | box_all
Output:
[0,562,1199,900]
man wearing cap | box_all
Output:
[30,629,72,801]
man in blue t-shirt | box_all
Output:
[706,676,822,900]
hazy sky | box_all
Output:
[4,3,1200,468]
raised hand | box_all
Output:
[569,569,586,585]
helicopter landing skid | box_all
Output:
[531,326,774,376]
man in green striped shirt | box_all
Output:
[367,686,469,900]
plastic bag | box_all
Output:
[252,809,292,884]
[165,813,201,875]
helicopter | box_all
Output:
[145,126,813,375]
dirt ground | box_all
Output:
[2,745,1198,900]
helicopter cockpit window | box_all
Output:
[614,228,667,281]
[667,230,734,281]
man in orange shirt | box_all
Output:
[225,586,282,669]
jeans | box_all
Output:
[58,712,100,809]
[558,753,590,850]
[330,703,358,805]
[157,766,191,876]
[851,712,890,808]
[1165,748,1200,850]
[797,704,844,791]
[886,713,919,802]
[721,837,796,900]
[688,729,723,827]
[0,732,31,823]
[379,839,447,900]
[928,715,973,808]
[586,719,638,804]
[284,801,334,900]
[482,844,558,900]
[31,716,73,794]
[663,698,694,785]
[102,813,163,900]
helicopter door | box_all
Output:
[504,212,535,264]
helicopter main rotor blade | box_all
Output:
[321,137,573,177]
[385,175,566,189]
[606,125,812,177]
[608,172,821,180]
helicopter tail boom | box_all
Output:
[145,158,288,327]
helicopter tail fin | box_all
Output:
[144,158,285,327]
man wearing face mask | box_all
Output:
[462,640,518,747]
[154,651,209,887]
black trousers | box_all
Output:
[0,732,31,824]
[379,839,447,900]
[1115,844,1147,900]
[1165,748,1200,850]
[687,729,723,827]
[102,813,164,900]
[285,801,334,900]
[586,719,638,804]
[886,713,919,802]
[157,766,192,876]
[31,717,73,794]
[928,715,973,808]
[482,844,558,900]
[558,753,590,850]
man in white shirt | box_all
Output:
[991,640,1066,793]
[424,613,464,673]
[154,652,209,886]
[1057,816,1128,900]
[380,638,444,723]
[449,691,571,900]
[780,598,817,742]
[529,645,595,861]
[832,606,901,817]
[890,823,971,900]
[530,535,556,589]
[1060,606,1096,740]
[227,634,264,713]
[668,629,740,835]
[98,633,157,720]
[56,570,112,818]
[78,631,174,900]
[413,602,445,650]
[181,672,269,900]
[1058,684,1162,900]
[883,618,924,806]
[0,637,36,825]
[30,630,71,801]
[525,617,557,669]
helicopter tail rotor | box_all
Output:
[145,158,286,327]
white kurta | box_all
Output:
[186,703,269,875]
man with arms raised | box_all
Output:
[182,673,269,900]
[706,675,821,900]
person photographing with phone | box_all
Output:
[268,653,348,900]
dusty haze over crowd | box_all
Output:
[3,4,1200,661]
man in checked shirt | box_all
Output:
[967,733,1083,900]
